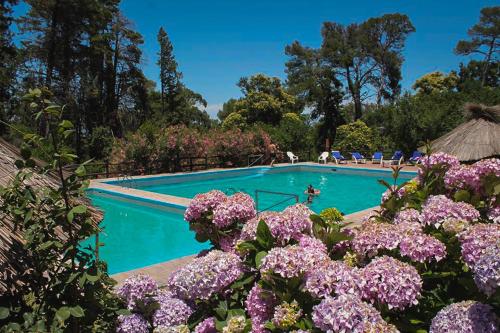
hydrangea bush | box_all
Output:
[116,153,500,332]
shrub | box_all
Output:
[0,90,122,332]
[333,120,374,156]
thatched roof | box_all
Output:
[0,138,103,294]
[422,103,500,162]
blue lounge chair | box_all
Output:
[371,152,383,164]
[384,150,404,166]
[408,151,423,165]
[351,152,366,164]
[331,151,347,164]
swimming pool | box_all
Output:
[82,194,209,274]
[104,165,413,214]
[89,165,414,274]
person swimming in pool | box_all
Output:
[307,184,315,194]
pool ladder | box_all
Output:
[255,189,299,215]
[119,174,137,189]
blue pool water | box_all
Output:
[139,169,407,214]
[89,167,412,274]
[82,194,209,274]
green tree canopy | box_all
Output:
[333,120,375,156]
[285,41,344,151]
[233,74,298,125]
[321,13,415,119]
[412,71,459,94]
[455,6,499,86]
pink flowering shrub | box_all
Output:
[114,153,500,333]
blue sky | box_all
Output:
[14,0,497,117]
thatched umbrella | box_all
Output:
[422,103,500,162]
[0,138,103,293]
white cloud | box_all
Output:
[203,103,224,119]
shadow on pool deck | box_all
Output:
[111,205,378,287]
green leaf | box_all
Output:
[116,309,132,316]
[454,190,470,202]
[69,306,84,318]
[0,307,9,320]
[215,301,228,319]
[256,220,274,249]
[255,251,267,267]
[67,211,74,223]
[86,273,99,282]
[55,307,71,322]
[71,205,87,214]
[75,165,86,177]
[227,309,245,318]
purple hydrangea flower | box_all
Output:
[245,284,277,333]
[394,208,421,225]
[360,256,422,310]
[240,204,313,245]
[399,233,447,263]
[352,221,402,256]
[429,300,499,333]
[444,165,481,191]
[473,244,500,297]
[419,152,460,180]
[184,190,227,222]
[167,250,243,301]
[219,231,241,253]
[304,260,361,298]
[420,195,480,228]
[152,290,193,328]
[213,193,256,228]
[487,205,500,224]
[117,313,150,333]
[458,223,500,268]
[312,294,398,333]
[260,244,328,279]
[117,274,158,310]
[194,317,217,333]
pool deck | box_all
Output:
[111,205,379,287]
[94,161,415,286]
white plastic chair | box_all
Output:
[318,152,329,164]
[287,151,299,164]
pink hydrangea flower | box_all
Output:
[399,233,447,263]
[304,260,361,298]
[394,208,421,225]
[117,314,150,333]
[430,301,499,333]
[117,274,158,310]
[487,205,500,224]
[194,317,217,333]
[213,193,256,228]
[152,290,193,328]
[352,221,402,256]
[240,204,313,245]
[360,256,422,310]
[473,244,500,297]
[245,284,277,333]
[312,295,399,333]
[184,190,227,222]
[458,223,500,268]
[260,244,328,279]
[420,195,480,228]
[167,250,243,301]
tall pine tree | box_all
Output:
[157,26,181,115]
